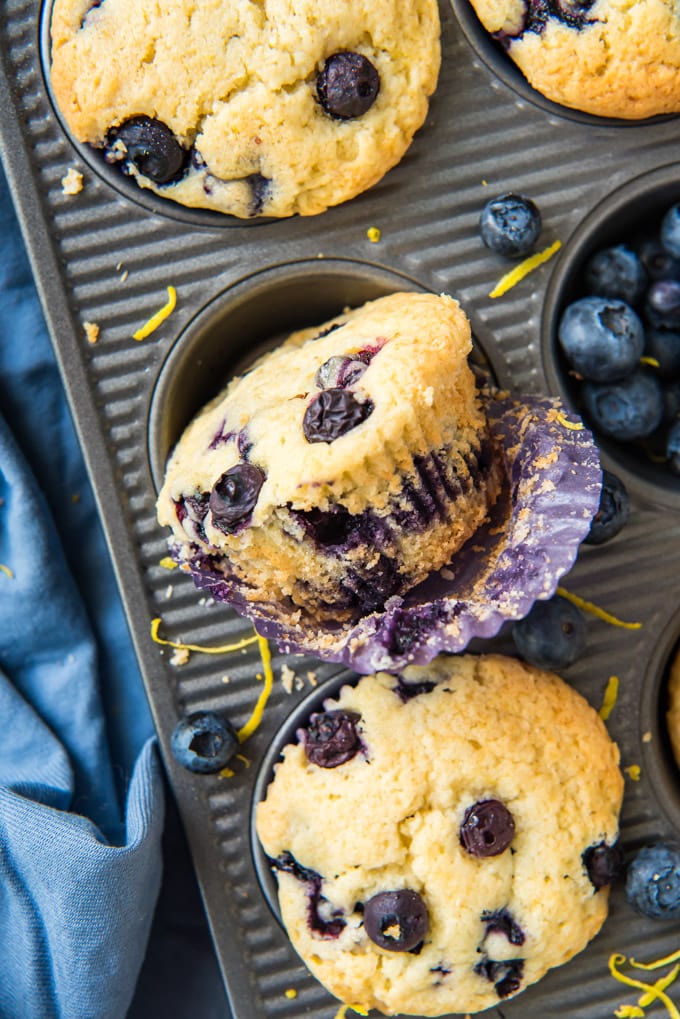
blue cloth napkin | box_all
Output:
[0,165,227,1017]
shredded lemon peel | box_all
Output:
[489,240,562,298]
[610,953,680,1019]
[556,587,642,630]
[334,1006,369,1019]
[237,635,273,742]
[366,226,381,243]
[0,563,14,579]
[150,617,258,654]
[640,356,661,368]
[555,410,584,430]
[284,988,297,1000]
[638,965,680,1006]
[631,951,680,971]
[133,285,176,340]
[159,556,178,570]
[624,763,641,781]
[615,1007,645,1018]
[599,675,619,721]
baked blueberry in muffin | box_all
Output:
[49,0,440,216]
[255,653,624,1015]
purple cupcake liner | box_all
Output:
[189,392,602,673]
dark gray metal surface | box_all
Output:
[1,1,680,1016]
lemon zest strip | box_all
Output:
[133,285,176,341]
[631,951,680,971]
[615,1007,645,1018]
[333,1007,369,1019]
[235,753,250,768]
[625,764,641,781]
[284,988,297,1000]
[0,563,14,579]
[150,617,258,654]
[638,965,680,1006]
[640,356,661,368]
[609,954,680,1019]
[599,675,619,721]
[555,411,584,430]
[236,635,273,742]
[556,587,642,630]
[489,240,562,298]
[159,556,178,570]
[366,226,381,243]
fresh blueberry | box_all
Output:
[644,328,680,380]
[303,388,373,443]
[316,52,380,120]
[105,116,186,184]
[645,279,680,330]
[667,419,680,476]
[209,463,265,533]
[480,193,542,258]
[583,470,629,545]
[583,840,625,889]
[512,594,586,670]
[661,204,680,259]
[557,297,645,383]
[302,710,362,768]
[364,890,429,951]
[625,843,680,919]
[636,237,680,283]
[460,799,515,857]
[170,711,238,774]
[584,245,648,304]
[582,370,664,441]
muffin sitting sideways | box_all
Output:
[49,0,441,217]
[156,290,602,670]
[256,653,625,1016]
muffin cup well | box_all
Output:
[449,0,673,127]
[640,614,680,835]
[541,164,680,511]
[146,259,450,490]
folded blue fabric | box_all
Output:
[0,167,164,1017]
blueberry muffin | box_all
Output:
[468,0,680,119]
[49,0,440,217]
[255,653,624,1016]
[667,645,680,769]
[156,293,503,635]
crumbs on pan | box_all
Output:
[170,647,190,667]
[84,321,99,345]
[61,167,83,195]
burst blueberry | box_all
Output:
[512,594,586,670]
[480,193,542,258]
[557,296,645,383]
[209,463,265,532]
[170,711,239,774]
[303,388,373,443]
[364,890,429,951]
[460,799,515,857]
[302,710,361,768]
[583,840,624,889]
[316,52,380,120]
[583,470,629,545]
[582,371,664,441]
[106,116,186,184]
[625,843,680,919]
[584,245,647,303]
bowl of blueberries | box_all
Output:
[542,164,680,508]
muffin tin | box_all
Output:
[2,1,680,1016]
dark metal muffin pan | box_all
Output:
[2,1,680,1016]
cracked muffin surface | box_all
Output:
[469,0,680,119]
[50,0,440,216]
[256,653,624,1016]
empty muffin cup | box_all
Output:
[542,165,680,510]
